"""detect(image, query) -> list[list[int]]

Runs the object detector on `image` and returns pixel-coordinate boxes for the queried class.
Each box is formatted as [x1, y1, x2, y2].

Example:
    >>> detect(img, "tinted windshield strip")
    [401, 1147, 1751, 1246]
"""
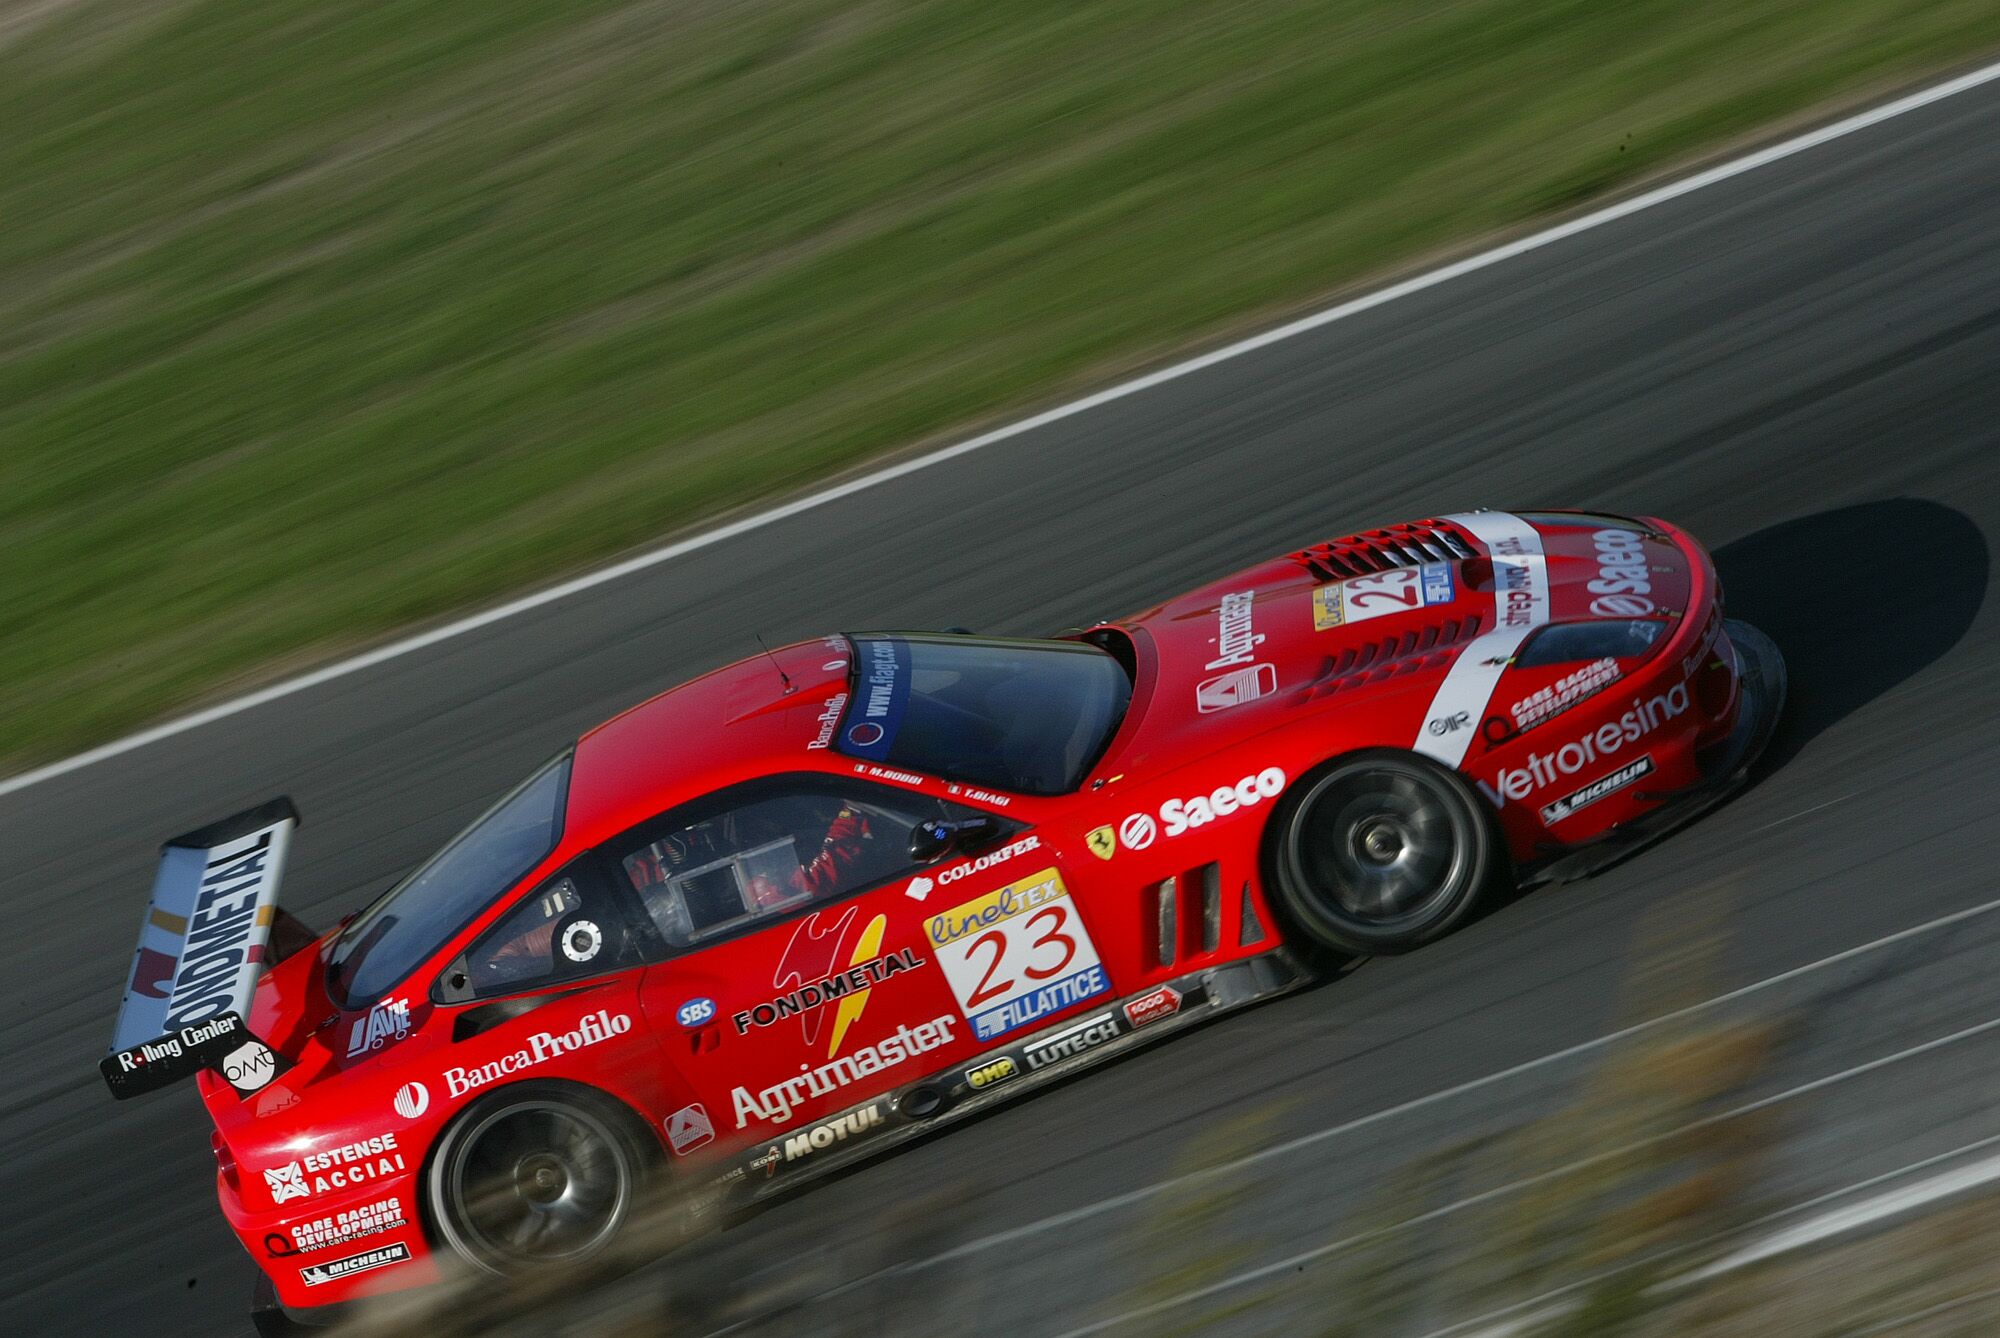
[841, 637, 911, 758]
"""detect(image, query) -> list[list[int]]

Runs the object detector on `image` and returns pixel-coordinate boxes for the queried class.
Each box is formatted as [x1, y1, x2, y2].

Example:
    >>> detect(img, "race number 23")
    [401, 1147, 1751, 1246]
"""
[1345, 569, 1421, 609]
[926, 869, 1109, 1041]
[1313, 562, 1456, 629]
[965, 905, 1079, 1008]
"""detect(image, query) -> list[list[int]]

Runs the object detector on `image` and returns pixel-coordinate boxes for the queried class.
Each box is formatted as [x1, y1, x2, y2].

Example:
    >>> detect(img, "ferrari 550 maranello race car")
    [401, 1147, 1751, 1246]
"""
[100, 509, 1782, 1330]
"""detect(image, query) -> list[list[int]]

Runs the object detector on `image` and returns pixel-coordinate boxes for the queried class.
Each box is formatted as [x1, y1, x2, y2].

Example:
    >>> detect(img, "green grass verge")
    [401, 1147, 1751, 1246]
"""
[4, 0, 1998, 765]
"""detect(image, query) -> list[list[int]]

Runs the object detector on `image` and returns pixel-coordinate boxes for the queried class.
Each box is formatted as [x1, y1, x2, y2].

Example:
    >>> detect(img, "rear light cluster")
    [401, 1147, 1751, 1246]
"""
[1291, 520, 1477, 582]
[1147, 865, 1266, 969]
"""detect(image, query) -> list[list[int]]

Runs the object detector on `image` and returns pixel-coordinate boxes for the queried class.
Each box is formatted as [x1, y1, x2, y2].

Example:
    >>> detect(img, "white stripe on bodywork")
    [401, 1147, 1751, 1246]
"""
[1413, 512, 1549, 767]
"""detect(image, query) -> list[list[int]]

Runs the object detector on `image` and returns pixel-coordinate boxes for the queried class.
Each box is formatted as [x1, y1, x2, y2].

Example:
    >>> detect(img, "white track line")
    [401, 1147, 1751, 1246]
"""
[1429, 1128, 2000, 1338]
[1049, 1009, 2000, 1338]
[7, 59, 2000, 802]
[1845, 1283, 2000, 1336]
[1448, 1307, 1570, 1338]
[1684, 1145, 2000, 1281]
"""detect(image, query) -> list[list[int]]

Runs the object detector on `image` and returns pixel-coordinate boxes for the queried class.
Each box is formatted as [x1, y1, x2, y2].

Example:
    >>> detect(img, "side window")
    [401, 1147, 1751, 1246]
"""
[449, 859, 645, 1000]
[617, 776, 989, 952]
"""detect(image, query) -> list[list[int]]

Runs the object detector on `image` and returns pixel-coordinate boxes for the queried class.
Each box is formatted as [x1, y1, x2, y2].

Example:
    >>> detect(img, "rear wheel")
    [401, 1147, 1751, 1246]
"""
[1271, 751, 1497, 955]
[426, 1082, 650, 1275]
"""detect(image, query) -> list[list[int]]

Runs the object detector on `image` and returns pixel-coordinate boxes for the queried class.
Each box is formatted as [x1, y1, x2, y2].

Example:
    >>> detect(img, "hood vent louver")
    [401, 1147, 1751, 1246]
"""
[1292, 519, 1476, 582]
[1307, 614, 1484, 700]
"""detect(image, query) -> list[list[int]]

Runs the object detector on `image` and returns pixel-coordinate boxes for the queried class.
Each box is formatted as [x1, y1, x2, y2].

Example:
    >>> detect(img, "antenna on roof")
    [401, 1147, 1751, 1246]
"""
[754, 633, 796, 695]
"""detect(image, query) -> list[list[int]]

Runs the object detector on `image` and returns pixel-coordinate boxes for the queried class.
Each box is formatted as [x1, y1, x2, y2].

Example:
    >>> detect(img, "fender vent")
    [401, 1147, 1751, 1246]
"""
[1237, 882, 1267, 946]
[1152, 876, 1177, 966]
[1151, 863, 1225, 967]
[1292, 520, 1476, 582]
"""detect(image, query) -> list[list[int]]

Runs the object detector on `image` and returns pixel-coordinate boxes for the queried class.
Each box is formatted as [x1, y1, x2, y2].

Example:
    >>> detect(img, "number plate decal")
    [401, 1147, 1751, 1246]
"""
[1312, 562, 1457, 630]
[924, 868, 1110, 1041]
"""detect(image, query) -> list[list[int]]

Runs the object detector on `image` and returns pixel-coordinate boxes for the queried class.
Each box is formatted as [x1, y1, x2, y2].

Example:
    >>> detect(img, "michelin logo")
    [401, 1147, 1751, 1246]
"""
[299, 1241, 410, 1287]
[1540, 755, 1654, 824]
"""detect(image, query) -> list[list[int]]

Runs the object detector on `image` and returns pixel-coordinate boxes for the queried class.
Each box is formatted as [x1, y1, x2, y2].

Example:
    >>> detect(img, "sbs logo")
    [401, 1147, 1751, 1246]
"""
[676, 997, 717, 1027]
[393, 1082, 429, 1119]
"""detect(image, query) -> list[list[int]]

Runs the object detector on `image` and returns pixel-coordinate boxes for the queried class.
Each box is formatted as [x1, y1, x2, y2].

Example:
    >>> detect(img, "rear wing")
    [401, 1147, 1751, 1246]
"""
[101, 799, 301, 1101]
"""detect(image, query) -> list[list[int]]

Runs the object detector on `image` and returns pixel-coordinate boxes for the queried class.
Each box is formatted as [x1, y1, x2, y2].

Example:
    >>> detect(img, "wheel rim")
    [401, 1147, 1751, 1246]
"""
[1286, 762, 1471, 929]
[440, 1099, 633, 1269]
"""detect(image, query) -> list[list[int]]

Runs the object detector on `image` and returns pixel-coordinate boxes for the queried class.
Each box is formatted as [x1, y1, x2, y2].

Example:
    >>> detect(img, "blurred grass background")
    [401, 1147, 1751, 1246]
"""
[5, 0, 1999, 765]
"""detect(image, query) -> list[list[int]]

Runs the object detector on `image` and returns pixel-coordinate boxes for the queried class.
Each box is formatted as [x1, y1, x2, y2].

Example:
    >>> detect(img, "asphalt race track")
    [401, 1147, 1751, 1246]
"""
[7, 67, 2000, 1338]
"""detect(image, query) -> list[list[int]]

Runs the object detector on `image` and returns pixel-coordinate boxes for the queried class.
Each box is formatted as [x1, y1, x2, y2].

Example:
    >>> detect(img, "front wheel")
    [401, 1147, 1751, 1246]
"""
[1270, 751, 1498, 955]
[426, 1082, 650, 1275]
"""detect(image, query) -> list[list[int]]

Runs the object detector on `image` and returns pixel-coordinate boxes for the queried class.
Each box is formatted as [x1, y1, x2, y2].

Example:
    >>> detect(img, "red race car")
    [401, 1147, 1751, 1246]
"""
[100, 509, 1782, 1329]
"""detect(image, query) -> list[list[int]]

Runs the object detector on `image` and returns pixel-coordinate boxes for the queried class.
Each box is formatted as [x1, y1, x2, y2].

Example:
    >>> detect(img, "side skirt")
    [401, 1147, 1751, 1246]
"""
[703, 950, 1312, 1205]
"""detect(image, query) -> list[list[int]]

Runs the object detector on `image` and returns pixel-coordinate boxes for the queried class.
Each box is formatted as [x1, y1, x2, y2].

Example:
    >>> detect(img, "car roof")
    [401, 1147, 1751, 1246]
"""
[562, 635, 855, 852]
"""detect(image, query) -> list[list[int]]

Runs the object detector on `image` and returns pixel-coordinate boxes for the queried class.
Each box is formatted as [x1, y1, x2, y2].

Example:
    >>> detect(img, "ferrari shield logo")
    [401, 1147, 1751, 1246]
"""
[1085, 826, 1116, 861]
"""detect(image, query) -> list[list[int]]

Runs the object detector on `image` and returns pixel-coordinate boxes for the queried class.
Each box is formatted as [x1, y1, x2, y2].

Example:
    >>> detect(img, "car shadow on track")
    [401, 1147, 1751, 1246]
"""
[1712, 497, 1988, 774]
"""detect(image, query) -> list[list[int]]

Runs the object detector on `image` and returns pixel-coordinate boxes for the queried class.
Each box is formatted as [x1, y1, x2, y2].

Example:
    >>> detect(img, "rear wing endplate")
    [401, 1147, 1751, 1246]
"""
[101, 798, 300, 1101]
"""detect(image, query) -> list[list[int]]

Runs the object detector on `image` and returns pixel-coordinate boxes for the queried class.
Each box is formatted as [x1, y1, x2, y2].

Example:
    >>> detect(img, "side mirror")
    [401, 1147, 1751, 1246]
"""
[909, 816, 1003, 865]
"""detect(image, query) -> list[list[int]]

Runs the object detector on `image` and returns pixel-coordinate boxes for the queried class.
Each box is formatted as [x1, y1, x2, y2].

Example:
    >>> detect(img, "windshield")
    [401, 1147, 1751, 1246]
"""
[326, 752, 572, 1007]
[836, 636, 1131, 795]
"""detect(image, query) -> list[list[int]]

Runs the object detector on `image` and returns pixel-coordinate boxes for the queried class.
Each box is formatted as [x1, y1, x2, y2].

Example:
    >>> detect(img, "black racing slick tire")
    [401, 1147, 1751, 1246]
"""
[1270, 751, 1498, 955]
[426, 1081, 652, 1276]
